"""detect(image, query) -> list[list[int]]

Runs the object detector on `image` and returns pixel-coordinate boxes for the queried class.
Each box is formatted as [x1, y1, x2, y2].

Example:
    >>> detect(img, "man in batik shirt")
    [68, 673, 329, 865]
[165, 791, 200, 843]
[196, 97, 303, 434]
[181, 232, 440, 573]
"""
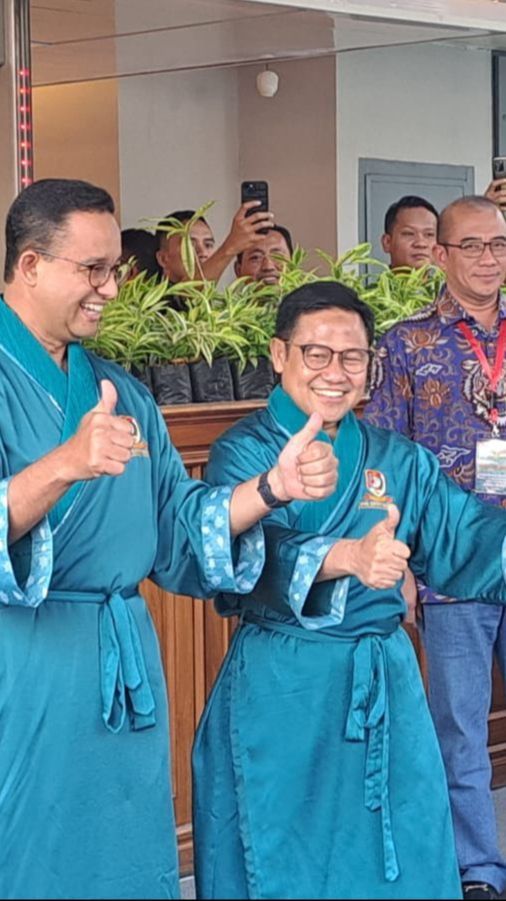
[365, 195, 506, 901]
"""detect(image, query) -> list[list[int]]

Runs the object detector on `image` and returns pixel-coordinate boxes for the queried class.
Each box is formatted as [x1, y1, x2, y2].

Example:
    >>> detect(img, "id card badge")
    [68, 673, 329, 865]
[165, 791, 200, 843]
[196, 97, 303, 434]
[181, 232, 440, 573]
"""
[475, 438, 506, 494]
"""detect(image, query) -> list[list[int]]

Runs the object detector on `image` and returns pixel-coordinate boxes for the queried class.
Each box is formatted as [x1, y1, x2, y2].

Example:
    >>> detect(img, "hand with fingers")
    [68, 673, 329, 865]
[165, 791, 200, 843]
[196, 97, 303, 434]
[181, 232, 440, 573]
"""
[484, 178, 506, 210]
[64, 379, 135, 480]
[222, 201, 275, 256]
[348, 504, 411, 589]
[267, 412, 339, 502]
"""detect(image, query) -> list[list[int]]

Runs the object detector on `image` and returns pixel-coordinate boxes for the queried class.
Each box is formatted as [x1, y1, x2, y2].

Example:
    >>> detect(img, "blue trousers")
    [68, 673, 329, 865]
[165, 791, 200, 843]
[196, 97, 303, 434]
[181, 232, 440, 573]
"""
[422, 602, 506, 892]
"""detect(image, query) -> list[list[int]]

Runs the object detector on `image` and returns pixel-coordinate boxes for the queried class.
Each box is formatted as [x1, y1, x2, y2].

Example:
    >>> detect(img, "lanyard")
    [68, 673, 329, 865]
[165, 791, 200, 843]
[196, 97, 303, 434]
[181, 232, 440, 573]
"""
[458, 319, 506, 435]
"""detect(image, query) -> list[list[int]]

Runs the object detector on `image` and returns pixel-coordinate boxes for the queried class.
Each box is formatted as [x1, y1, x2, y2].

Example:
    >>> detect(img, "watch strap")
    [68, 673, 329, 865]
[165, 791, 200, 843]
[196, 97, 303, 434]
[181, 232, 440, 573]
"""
[257, 470, 290, 509]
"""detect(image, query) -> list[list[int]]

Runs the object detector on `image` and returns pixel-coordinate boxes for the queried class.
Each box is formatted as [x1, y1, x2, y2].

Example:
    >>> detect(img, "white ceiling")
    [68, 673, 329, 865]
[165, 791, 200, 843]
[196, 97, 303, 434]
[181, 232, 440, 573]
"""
[30, 0, 506, 86]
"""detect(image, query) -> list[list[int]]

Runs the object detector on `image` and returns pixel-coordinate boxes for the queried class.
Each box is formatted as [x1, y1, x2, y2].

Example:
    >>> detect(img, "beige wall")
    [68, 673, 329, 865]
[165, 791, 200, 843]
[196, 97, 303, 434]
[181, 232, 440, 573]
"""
[336, 42, 493, 253]
[238, 56, 337, 262]
[32, 80, 121, 215]
[117, 56, 338, 275]
[117, 67, 239, 245]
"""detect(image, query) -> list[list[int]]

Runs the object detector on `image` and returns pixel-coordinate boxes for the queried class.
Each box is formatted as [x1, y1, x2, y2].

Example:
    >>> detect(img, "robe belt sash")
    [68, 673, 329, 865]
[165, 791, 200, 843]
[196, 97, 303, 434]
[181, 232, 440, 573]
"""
[47, 588, 156, 733]
[241, 613, 400, 883]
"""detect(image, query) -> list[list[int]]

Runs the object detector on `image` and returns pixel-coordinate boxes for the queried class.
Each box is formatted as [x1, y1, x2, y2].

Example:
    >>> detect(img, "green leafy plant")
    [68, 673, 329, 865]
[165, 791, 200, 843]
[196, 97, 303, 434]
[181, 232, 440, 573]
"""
[156, 277, 275, 367]
[84, 271, 179, 368]
[361, 264, 444, 336]
[142, 201, 215, 280]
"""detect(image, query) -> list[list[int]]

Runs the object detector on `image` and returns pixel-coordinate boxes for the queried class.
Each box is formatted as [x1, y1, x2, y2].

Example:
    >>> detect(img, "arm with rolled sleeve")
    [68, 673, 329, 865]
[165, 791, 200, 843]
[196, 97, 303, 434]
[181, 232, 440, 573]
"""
[206, 434, 349, 629]
[149, 408, 264, 599]
[0, 478, 53, 608]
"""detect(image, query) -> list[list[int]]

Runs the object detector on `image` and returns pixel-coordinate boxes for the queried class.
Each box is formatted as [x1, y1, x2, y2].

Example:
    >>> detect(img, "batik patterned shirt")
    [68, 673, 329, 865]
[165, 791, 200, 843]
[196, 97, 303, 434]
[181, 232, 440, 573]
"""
[364, 285, 506, 603]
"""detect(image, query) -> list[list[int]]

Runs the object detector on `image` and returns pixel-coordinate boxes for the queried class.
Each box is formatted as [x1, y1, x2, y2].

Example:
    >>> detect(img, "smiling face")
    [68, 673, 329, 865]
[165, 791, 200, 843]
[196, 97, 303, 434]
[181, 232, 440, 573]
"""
[235, 230, 291, 285]
[16, 210, 121, 357]
[433, 206, 506, 308]
[270, 308, 370, 435]
[382, 206, 438, 269]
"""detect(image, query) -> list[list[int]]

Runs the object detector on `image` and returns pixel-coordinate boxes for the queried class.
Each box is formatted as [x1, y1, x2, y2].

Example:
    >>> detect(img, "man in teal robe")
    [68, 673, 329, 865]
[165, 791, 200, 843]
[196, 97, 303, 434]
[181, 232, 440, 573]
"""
[193, 280, 506, 900]
[0, 179, 338, 900]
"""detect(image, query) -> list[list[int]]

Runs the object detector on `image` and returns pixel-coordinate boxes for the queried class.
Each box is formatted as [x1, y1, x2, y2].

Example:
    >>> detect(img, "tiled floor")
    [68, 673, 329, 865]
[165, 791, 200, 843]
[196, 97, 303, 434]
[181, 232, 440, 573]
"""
[179, 787, 506, 899]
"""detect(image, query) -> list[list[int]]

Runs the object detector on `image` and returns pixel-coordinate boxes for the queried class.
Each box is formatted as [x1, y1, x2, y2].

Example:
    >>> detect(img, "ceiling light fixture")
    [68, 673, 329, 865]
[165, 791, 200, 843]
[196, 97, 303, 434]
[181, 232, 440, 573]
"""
[256, 64, 279, 98]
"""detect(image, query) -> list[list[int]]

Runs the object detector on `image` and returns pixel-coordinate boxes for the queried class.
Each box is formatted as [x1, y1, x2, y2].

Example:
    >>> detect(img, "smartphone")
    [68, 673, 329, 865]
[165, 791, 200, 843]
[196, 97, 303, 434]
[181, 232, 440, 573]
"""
[492, 157, 506, 181]
[241, 180, 269, 217]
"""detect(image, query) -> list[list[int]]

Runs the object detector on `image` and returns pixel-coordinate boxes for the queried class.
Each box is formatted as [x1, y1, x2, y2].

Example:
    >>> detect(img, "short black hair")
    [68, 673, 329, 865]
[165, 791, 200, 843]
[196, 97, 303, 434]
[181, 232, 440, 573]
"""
[155, 209, 209, 251]
[384, 195, 439, 235]
[275, 280, 375, 346]
[236, 223, 294, 264]
[4, 178, 115, 282]
[121, 228, 159, 277]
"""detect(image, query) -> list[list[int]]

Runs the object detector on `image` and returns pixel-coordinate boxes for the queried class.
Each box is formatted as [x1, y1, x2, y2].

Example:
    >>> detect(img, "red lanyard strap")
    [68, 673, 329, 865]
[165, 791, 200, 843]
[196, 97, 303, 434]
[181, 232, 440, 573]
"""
[458, 320, 506, 395]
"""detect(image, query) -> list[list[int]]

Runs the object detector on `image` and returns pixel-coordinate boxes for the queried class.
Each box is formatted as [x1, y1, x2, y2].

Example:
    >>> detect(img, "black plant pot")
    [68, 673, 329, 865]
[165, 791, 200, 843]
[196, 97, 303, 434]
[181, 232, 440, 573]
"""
[232, 358, 276, 400]
[150, 362, 193, 405]
[190, 358, 234, 403]
[130, 364, 153, 393]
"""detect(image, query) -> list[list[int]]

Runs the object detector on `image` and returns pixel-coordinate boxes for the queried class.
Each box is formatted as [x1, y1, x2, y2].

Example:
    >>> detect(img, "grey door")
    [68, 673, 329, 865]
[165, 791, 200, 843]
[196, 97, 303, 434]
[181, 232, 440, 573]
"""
[359, 158, 475, 264]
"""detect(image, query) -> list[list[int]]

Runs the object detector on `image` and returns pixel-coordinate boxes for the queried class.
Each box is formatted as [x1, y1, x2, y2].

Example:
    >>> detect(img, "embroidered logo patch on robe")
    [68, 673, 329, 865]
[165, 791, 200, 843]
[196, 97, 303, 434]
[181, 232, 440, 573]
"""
[359, 469, 393, 509]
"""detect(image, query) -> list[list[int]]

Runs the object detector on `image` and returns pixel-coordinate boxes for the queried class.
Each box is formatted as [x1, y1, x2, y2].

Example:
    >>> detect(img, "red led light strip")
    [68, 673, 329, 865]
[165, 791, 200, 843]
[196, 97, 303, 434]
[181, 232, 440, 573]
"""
[18, 66, 33, 187]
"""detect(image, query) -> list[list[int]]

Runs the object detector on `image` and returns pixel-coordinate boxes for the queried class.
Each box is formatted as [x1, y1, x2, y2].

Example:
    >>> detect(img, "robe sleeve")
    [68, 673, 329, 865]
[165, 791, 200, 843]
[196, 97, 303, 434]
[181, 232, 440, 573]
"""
[0, 478, 53, 608]
[149, 407, 264, 598]
[207, 433, 350, 630]
[408, 443, 506, 602]
[363, 329, 414, 435]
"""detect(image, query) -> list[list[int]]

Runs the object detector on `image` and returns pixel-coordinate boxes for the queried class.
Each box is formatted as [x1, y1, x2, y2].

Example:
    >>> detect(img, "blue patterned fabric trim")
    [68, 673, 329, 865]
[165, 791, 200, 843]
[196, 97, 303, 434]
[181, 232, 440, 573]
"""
[289, 534, 349, 630]
[201, 486, 264, 593]
[0, 478, 53, 607]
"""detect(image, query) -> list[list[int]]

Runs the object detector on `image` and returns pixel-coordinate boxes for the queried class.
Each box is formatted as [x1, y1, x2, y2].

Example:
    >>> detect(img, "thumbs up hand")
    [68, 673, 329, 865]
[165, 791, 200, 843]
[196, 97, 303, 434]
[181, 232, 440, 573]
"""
[92, 379, 118, 415]
[63, 380, 135, 481]
[347, 504, 410, 589]
[267, 412, 339, 503]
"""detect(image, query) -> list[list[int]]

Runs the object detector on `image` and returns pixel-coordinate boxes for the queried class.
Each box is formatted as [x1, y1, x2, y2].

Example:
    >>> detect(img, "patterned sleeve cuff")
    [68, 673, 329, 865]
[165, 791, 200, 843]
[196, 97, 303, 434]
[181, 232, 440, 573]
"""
[201, 486, 265, 594]
[0, 478, 53, 608]
[289, 534, 349, 631]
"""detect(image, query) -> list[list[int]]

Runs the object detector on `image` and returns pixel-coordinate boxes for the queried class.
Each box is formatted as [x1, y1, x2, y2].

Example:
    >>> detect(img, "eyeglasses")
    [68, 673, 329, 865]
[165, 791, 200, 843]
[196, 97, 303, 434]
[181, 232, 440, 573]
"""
[285, 342, 374, 373]
[34, 249, 127, 288]
[440, 239, 506, 259]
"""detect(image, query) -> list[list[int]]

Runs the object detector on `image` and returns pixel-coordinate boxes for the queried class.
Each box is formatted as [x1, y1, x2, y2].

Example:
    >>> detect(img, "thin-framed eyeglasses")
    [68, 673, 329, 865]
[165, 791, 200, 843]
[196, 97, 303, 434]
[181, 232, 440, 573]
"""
[34, 249, 127, 288]
[440, 239, 506, 259]
[284, 342, 374, 373]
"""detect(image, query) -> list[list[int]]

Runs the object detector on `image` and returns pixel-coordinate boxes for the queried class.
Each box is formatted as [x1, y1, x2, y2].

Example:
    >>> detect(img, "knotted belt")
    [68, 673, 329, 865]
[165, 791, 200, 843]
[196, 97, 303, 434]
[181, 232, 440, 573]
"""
[241, 613, 399, 882]
[47, 588, 156, 734]
[344, 634, 399, 882]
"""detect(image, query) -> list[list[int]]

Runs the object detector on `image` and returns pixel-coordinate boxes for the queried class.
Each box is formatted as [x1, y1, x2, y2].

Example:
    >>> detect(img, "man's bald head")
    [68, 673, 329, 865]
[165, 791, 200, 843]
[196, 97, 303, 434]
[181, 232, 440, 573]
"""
[437, 195, 503, 244]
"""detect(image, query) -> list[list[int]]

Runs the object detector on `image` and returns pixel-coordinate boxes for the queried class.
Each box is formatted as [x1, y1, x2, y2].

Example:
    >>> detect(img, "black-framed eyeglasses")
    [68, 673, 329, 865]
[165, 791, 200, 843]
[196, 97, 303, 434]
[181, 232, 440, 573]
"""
[440, 239, 506, 259]
[34, 249, 127, 288]
[285, 342, 374, 373]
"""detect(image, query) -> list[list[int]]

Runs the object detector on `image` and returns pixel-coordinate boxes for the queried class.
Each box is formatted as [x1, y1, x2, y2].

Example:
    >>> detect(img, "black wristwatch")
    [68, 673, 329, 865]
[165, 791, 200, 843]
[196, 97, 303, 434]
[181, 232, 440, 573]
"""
[257, 470, 291, 509]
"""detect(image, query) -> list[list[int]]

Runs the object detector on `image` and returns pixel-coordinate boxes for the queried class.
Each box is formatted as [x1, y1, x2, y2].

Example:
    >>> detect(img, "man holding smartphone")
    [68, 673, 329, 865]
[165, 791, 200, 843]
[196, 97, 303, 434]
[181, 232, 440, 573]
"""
[156, 201, 274, 285]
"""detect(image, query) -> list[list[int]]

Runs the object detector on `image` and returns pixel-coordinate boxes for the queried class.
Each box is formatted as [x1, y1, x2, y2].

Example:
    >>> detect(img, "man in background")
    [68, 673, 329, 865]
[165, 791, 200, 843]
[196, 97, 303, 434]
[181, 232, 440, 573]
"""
[156, 202, 274, 285]
[381, 195, 438, 270]
[234, 223, 293, 286]
[365, 195, 506, 901]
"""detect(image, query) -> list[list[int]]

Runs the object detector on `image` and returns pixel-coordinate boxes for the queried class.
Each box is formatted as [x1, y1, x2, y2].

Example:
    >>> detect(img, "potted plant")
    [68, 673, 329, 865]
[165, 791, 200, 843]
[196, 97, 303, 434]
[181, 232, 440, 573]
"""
[85, 271, 174, 391]
[220, 278, 278, 400]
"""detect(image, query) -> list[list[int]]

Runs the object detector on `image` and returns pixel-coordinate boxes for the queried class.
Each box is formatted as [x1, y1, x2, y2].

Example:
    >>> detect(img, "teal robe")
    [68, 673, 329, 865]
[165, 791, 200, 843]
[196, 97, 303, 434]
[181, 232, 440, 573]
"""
[193, 386, 506, 900]
[0, 298, 265, 900]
